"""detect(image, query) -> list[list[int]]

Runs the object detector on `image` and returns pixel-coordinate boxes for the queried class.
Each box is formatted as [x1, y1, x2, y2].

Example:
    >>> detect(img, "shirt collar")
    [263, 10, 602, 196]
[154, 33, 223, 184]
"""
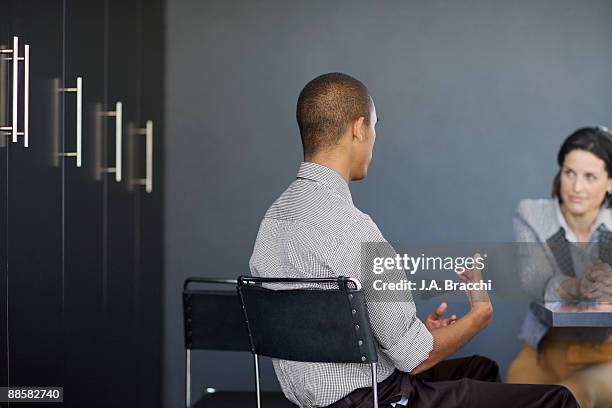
[296, 162, 353, 205]
[554, 199, 612, 242]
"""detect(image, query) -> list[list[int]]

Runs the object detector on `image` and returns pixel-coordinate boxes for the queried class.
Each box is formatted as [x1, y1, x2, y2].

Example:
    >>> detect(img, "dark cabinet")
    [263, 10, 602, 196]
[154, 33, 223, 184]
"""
[7, 0, 65, 394]
[64, 1, 106, 406]
[132, 2, 165, 406]
[0, 1, 164, 406]
[0, 0, 11, 393]
[105, 0, 140, 406]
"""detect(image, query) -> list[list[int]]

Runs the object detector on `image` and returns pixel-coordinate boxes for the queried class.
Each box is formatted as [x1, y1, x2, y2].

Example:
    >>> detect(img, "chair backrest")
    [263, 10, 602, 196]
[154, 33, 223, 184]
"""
[237, 276, 378, 364]
[183, 277, 255, 408]
[183, 278, 250, 351]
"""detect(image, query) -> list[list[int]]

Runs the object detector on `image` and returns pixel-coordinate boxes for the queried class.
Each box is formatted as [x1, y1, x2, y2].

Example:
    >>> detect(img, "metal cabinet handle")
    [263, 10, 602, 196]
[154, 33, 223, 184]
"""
[100, 101, 122, 182]
[24, 40, 28, 147]
[145, 120, 153, 193]
[132, 120, 153, 193]
[59, 77, 83, 166]
[0, 36, 30, 147]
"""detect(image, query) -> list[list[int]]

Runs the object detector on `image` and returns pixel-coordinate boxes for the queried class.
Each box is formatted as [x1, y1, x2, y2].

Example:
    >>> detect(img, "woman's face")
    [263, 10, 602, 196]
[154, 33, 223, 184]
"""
[560, 149, 612, 216]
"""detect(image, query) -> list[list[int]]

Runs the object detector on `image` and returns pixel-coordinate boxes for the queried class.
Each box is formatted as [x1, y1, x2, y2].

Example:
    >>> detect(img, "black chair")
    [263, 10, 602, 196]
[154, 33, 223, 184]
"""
[185, 277, 297, 408]
[184, 277, 299, 408]
[237, 276, 380, 408]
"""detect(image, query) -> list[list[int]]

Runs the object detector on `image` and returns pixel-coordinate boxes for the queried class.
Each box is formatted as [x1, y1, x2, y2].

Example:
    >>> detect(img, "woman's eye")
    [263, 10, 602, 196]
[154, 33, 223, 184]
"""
[586, 174, 596, 181]
[564, 170, 575, 177]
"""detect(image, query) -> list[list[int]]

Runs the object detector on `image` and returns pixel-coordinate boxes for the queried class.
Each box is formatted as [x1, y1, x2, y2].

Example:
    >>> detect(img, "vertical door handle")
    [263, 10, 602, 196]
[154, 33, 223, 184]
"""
[100, 101, 122, 182]
[0, 36, 30, 147]
[59, 77, 83, 166]
[132, 120, 153, 193]
[24, 40, 28, 147]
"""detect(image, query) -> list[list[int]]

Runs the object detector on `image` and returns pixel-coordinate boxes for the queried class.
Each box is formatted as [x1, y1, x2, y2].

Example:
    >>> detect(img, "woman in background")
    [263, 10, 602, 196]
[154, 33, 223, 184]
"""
[507, 126, 612, 408]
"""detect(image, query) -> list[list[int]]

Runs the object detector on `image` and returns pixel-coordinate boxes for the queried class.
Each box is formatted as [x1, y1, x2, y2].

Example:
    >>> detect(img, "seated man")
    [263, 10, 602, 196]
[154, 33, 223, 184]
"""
[249, 72, 578, 408]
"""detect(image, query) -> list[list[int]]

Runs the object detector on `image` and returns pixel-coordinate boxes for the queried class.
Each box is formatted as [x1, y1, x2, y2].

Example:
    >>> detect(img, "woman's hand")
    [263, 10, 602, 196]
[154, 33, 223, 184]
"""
[558, 260, 612, 301]
[581, 260, 612, 301]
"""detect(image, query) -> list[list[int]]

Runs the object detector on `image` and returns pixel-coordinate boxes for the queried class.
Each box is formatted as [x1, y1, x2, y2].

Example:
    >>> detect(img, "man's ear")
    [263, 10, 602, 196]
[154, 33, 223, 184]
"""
[351, 116, 366, 142]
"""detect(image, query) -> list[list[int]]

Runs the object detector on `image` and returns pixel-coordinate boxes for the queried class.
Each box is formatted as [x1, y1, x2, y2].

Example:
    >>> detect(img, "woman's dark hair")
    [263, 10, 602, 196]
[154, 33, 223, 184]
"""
[552, 126, 612, 208]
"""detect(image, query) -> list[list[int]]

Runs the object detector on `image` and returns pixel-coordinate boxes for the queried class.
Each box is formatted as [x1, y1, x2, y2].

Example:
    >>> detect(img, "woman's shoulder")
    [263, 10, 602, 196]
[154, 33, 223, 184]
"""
[515, 198, 555, 217]
[599, 205, 612, 217]
[597, 206, 612, 230]
[514, 198, 559, 238]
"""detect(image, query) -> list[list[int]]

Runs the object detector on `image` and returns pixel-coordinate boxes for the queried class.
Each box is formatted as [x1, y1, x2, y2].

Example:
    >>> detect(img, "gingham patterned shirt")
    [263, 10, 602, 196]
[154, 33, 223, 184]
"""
[249, 162, 434, 408]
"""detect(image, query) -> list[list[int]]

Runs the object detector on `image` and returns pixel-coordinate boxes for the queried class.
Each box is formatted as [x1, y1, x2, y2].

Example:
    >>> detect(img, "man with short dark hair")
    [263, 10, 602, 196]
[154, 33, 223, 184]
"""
[249, 72, 578, 408]
[297, 72, 373, 159]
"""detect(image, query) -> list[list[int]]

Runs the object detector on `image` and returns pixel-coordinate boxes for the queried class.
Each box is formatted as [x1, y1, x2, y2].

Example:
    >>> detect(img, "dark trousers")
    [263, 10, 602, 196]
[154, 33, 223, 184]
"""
[328, 355, 579, 408]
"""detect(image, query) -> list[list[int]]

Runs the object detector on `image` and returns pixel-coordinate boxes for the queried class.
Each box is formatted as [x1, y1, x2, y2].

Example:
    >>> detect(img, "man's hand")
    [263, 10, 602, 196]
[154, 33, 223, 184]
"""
[410, 254, 492, 375]
[424, 302, 457, 332]
[457, 253, 492, 310]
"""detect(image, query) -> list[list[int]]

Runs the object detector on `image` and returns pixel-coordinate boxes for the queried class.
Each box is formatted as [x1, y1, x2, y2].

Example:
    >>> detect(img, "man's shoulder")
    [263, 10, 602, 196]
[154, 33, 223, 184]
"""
[262, 179, 372, 237]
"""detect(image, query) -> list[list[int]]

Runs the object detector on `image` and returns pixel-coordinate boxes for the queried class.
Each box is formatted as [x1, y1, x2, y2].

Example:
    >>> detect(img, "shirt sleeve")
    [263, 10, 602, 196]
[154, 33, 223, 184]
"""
[328, 217, 433, 373]
[543, 274, 569, 301]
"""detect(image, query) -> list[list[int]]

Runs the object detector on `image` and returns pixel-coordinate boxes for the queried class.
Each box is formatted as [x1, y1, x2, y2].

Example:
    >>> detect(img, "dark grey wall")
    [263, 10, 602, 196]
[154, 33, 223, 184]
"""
[164, 1, 612, 406]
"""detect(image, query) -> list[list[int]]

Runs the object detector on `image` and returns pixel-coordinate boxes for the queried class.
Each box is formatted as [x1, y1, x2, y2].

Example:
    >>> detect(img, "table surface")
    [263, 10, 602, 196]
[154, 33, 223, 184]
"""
[532, 302, 612, 327]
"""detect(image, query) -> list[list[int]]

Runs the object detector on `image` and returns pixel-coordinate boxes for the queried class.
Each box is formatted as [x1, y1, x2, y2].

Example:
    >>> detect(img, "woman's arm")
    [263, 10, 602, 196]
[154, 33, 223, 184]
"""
[514, 203, 612, 302]
[513, 214, 559, 301]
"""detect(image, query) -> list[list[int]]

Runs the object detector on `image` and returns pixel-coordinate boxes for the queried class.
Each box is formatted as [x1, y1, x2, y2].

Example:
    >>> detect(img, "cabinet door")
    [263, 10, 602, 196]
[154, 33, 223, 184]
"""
[7, 0, 64, 394]
[132, 0, 164, 405]
[63, 0, 106, 406]
[104, 0, 139, 406]
[0, 5, 11, 392]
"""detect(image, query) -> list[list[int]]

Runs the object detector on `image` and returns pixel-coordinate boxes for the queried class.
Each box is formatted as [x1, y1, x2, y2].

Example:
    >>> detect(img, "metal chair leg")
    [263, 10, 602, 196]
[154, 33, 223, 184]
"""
[186, 349, 191, 408]
[254, 353, 261, 408]
[253, 354, 261, 408]
[371, 362, 378, 408]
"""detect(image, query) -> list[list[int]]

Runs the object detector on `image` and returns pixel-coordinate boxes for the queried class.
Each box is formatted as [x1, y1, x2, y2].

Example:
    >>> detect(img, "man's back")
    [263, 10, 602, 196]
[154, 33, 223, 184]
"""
[249, 162, 433, 408]
[251, 162, 371, 281]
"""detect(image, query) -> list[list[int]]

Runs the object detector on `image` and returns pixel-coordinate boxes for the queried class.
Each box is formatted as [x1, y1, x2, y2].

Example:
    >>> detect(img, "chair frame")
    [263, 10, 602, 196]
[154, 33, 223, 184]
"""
[183, 277, 261, 408]
[237, 276, 378, 408]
